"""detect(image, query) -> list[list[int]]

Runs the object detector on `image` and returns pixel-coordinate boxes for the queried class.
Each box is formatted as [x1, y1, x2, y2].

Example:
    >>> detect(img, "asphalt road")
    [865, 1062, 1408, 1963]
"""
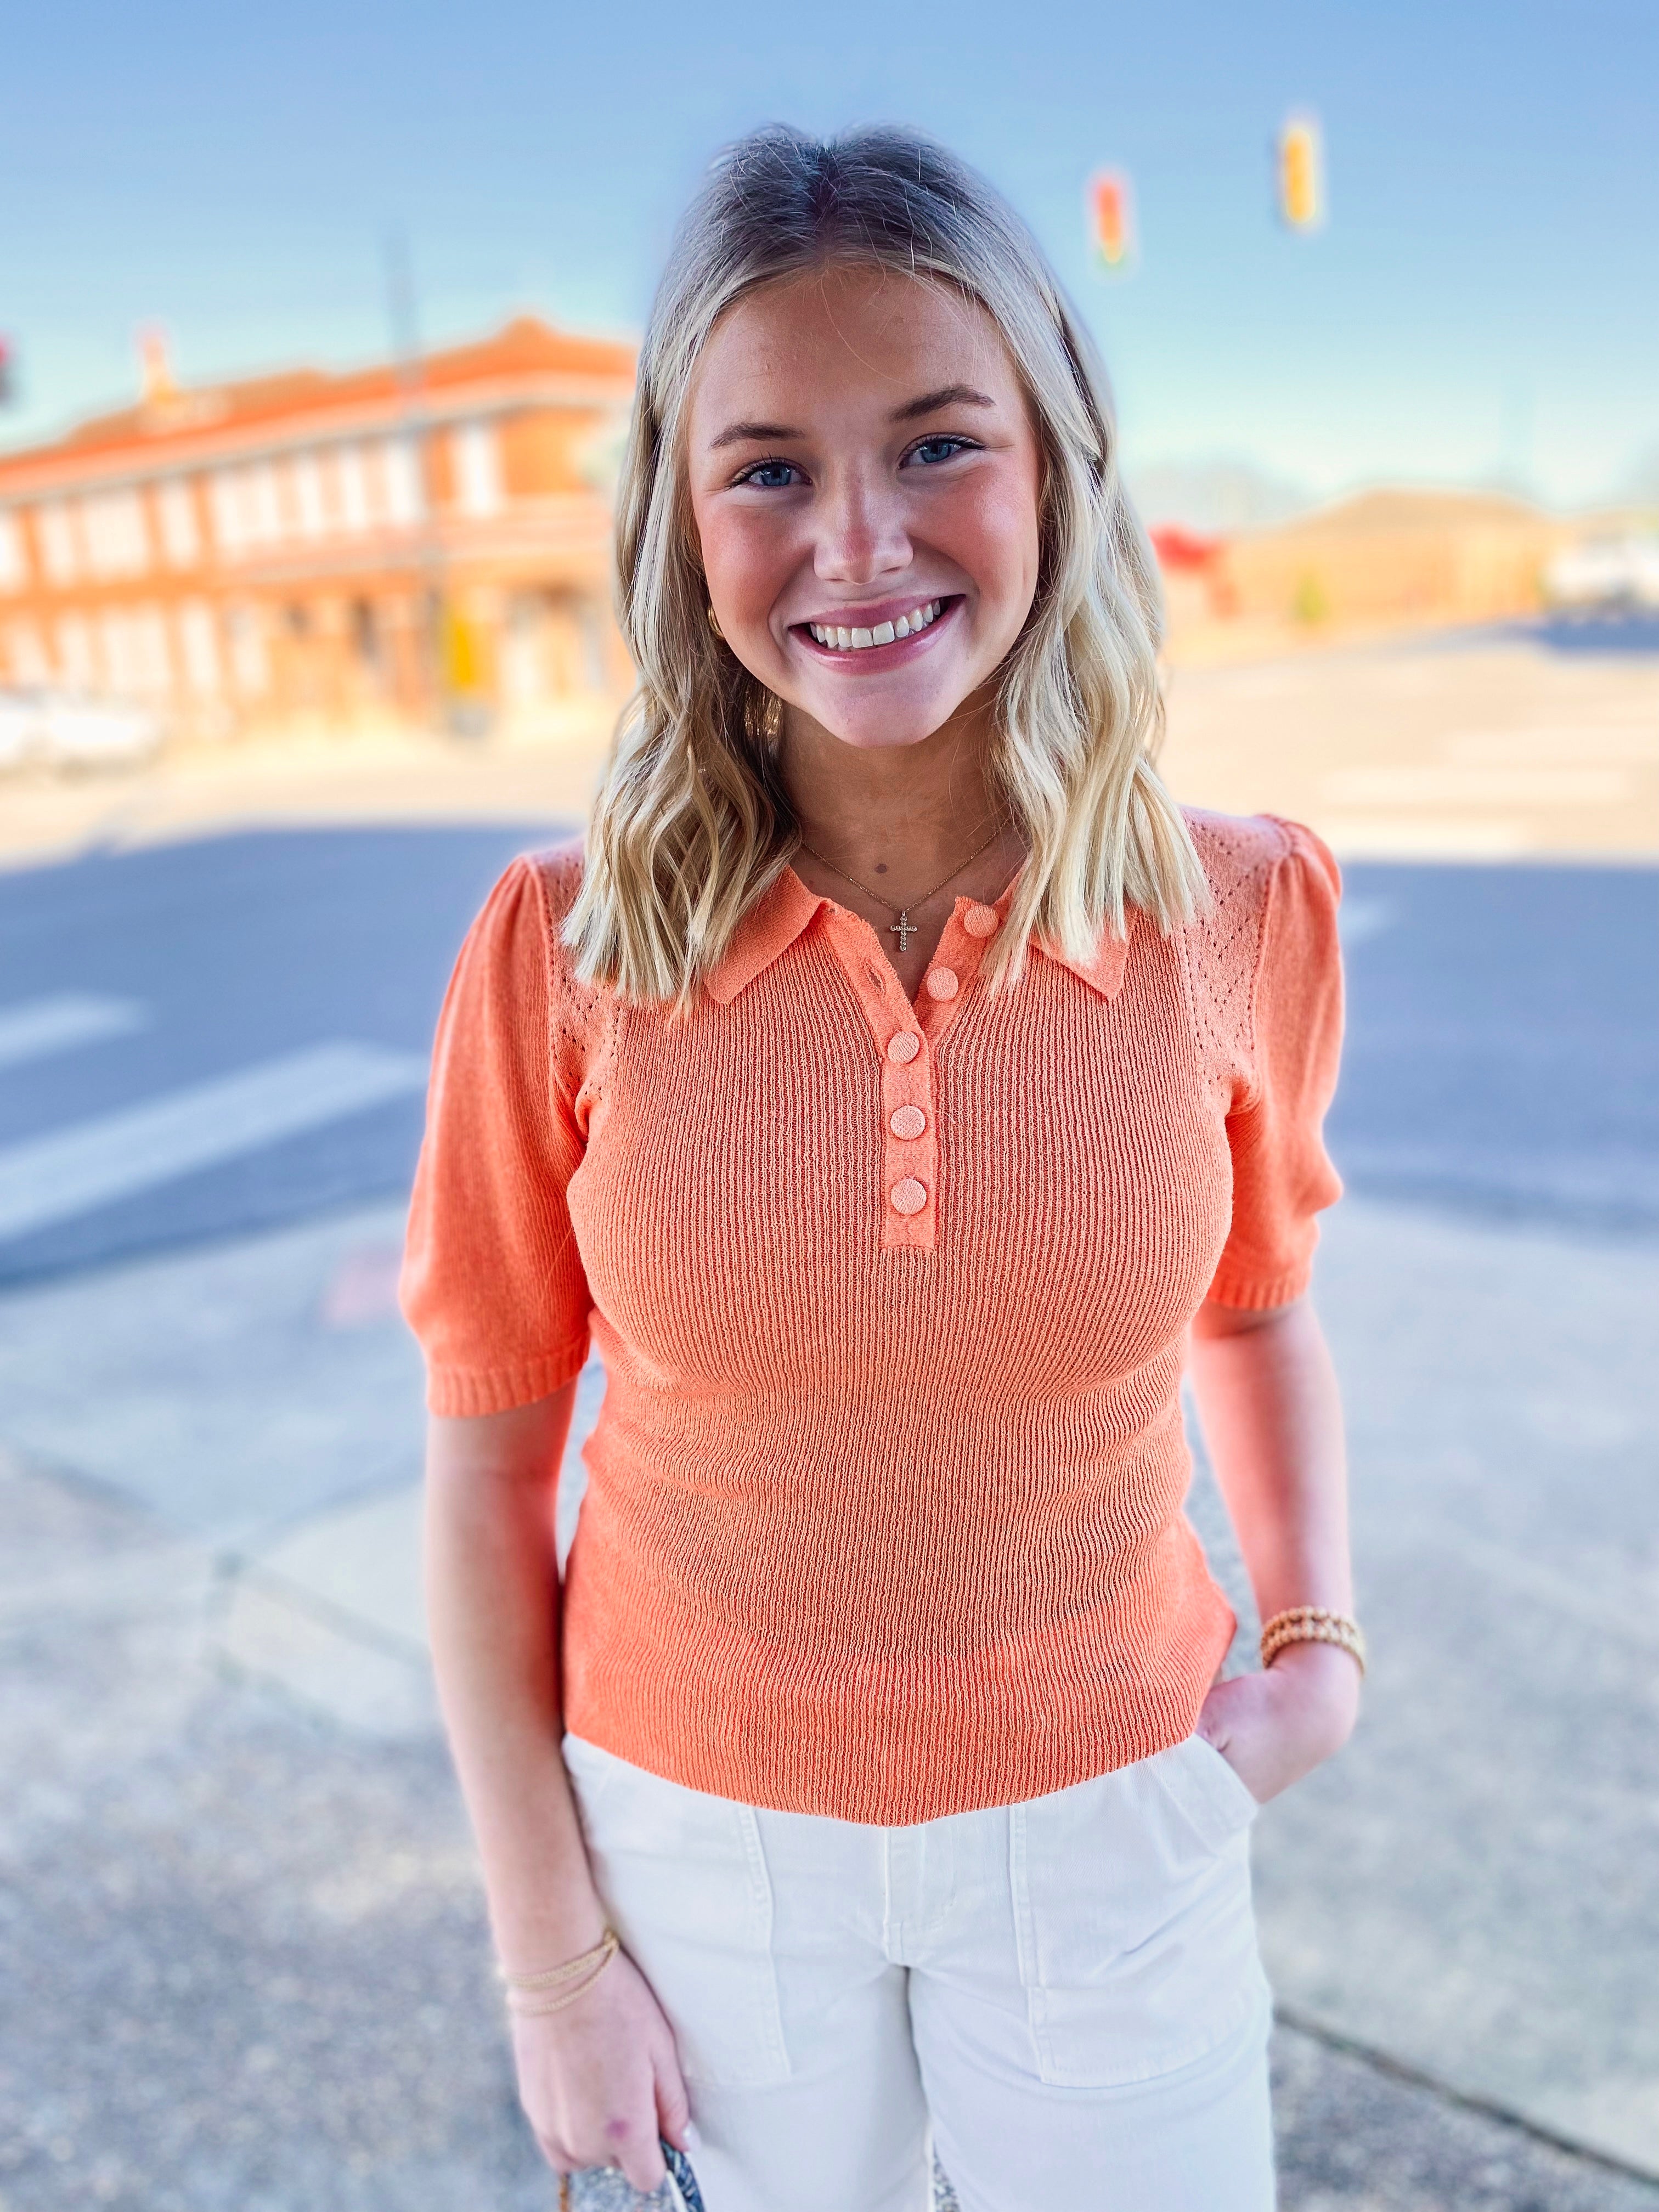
[0, 825, 1655, 1288]
[4, 821, 1657, 2200]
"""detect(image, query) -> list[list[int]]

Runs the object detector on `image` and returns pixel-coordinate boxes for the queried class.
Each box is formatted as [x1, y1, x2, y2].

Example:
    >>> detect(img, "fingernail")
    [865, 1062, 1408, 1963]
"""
[684, 2121, 702, 2151]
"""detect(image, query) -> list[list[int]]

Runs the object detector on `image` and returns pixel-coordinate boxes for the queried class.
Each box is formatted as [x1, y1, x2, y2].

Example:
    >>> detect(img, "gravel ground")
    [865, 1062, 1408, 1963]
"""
[3, 1449, 1655, 2212]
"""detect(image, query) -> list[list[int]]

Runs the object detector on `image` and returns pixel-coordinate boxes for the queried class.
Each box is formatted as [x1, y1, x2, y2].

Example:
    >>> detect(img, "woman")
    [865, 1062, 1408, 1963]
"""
[402, 124, 1361, 2212]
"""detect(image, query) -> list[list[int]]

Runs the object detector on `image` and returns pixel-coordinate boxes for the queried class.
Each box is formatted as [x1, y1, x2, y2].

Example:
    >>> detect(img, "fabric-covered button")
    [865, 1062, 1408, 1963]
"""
[886, 1030, 921, 1064]
[889, 1104, 926, 1140]
[924, 967, 959, 1001]
[890, 1177, 928, 1215]
[963, 904, 998, 939]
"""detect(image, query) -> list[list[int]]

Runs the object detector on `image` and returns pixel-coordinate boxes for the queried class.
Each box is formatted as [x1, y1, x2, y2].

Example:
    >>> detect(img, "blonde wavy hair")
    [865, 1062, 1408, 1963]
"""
[565, 123, 1206, 1004]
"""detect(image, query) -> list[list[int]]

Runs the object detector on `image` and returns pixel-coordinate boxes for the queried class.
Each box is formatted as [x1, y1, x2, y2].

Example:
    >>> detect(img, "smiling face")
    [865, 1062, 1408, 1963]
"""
[686, 263, 1044, 753]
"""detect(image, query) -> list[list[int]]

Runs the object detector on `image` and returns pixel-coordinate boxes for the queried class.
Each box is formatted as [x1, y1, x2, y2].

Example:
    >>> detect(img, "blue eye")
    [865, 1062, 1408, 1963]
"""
[737, 459, 803, 489]
[906, 436, 973, 467]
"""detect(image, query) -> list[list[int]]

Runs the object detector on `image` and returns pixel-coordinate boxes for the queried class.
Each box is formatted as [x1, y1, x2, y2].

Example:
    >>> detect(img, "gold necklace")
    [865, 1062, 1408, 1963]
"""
[795, 822, 1006, 954]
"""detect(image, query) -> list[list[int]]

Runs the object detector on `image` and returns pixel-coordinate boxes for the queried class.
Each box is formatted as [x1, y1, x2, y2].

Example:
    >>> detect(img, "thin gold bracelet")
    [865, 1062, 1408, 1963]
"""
[504, 1931, 621, 2017]
[1260, 1605, 1367, 1677]
[499, 1925, 619, 1996]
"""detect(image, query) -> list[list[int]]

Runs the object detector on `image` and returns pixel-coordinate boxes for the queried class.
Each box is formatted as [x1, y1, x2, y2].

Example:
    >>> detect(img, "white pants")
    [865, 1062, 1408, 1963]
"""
[562, 1733, 1275, 2212]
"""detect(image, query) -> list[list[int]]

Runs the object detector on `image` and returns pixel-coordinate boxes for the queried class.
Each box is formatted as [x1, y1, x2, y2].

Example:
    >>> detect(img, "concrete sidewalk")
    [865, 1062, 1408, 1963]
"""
[2, 1189, 1656, 2206]
[2, 624, 1655, 881]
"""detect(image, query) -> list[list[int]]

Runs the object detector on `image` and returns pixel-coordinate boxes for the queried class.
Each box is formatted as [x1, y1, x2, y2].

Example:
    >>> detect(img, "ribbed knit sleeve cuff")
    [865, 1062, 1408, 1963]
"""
[425, 1345, 590, 1417]
[1203, 1261, 1313, 1312]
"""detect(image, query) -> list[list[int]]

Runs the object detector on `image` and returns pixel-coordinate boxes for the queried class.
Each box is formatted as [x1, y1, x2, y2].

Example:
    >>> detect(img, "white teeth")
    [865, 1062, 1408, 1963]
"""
[808, 600, 942, 653]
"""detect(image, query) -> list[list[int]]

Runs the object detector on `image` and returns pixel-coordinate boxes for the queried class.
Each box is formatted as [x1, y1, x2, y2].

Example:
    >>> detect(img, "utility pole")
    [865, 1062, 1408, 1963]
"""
[382, 229, 447, 732]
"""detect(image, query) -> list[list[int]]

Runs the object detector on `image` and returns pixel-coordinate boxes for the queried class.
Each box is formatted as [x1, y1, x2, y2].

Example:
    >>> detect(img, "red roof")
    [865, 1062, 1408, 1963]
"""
[0, 317, 636, 493]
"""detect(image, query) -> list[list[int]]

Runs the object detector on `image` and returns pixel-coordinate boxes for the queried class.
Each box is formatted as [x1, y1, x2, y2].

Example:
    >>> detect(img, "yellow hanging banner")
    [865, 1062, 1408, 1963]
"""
[1278, 114, 1325, 230]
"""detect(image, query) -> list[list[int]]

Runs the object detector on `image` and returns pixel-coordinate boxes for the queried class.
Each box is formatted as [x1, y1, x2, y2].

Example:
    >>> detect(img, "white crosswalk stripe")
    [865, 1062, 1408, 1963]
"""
[0, 995, 149, 1070]
[0, 1042, 428, 1244]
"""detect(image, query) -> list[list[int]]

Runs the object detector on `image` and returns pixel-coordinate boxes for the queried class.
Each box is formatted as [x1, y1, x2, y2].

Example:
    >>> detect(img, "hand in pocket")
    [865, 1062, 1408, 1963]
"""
[1197, 1640, 1361, 1804]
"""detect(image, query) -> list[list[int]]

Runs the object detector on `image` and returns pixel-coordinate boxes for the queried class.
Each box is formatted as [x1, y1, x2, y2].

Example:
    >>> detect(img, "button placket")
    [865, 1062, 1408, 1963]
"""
[881, 1025, 937, 1250]
[879, 905, 988, 1249]
[822, 903, 993, 1255]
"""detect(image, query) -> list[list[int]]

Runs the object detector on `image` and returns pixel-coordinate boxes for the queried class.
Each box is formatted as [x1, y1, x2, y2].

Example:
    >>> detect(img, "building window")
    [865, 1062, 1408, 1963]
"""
[381, 436, 424, 526]
[80, 488, 151, 579]
[452, 421, 502, 518]
[501, 592, 545, 706]
[56, 613, 97, 690]
[155, 478, 200, 567]
[336, 445, 370, 534]
[39, 503, 82, 585]
[291, 453, 327, 540]
[210, 470, 246, 556]
[247, 465, 281, 546]
[177, 601, 221, 696]
[0, 509, 27, 592]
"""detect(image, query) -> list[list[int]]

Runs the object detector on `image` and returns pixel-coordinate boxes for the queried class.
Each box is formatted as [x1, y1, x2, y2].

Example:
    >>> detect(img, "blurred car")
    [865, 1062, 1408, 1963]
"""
[0, 687, 163, 770]
[1543, 533, 1659, 611]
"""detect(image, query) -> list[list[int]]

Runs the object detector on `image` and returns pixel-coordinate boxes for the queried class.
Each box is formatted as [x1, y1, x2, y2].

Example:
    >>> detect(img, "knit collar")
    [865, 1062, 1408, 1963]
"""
[701, 865, 1130, 1006]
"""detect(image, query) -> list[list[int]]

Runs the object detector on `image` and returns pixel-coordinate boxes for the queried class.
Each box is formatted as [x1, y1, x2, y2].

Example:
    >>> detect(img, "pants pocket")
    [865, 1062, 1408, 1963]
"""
[1161, 1733, 1262, 1849]
[562, 1734, 792, 2088]
[1011, 1741, 1268, 2088]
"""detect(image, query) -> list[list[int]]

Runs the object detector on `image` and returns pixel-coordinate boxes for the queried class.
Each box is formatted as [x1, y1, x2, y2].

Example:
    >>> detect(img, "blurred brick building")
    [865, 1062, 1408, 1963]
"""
[0, 318, 635, 736]
[1153, 489, 1576, 644]
[1217, 489, 1570, 628]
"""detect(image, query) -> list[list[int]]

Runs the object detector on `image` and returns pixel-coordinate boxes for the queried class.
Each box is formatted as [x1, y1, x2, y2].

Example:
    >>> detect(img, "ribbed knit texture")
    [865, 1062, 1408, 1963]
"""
[400, 810, 1344, 1823]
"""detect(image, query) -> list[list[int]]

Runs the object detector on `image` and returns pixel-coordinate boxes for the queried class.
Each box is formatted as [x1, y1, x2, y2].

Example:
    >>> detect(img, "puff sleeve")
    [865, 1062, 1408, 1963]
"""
[1205, 820, 1345, 1308]
[400, 856, 595, 1414]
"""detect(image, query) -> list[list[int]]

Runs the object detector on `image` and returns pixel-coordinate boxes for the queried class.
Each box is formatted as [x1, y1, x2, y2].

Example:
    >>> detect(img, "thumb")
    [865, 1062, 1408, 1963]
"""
[653, 2041, 693, 2150]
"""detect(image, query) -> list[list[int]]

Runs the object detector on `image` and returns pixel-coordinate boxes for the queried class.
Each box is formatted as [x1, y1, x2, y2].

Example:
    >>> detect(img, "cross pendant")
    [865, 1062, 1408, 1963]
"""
[889, 912, 918, 953]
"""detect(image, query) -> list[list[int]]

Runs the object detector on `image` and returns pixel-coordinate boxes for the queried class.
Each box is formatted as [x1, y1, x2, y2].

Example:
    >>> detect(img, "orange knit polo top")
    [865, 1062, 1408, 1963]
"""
[401, 809, 1344, 1824]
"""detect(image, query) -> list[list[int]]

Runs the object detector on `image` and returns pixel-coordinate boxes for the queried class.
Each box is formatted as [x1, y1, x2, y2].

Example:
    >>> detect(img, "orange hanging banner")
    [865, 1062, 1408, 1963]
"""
[1088, 170, 1136, 272]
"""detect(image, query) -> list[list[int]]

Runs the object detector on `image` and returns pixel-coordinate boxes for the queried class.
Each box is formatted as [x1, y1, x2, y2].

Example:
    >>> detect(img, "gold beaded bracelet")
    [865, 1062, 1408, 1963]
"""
[1260, 1606, 1367, 1677]
[500, 1926, 620, 2016]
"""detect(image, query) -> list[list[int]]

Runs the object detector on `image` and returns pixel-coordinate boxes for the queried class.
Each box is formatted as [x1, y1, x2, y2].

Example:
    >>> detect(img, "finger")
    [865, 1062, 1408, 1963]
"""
[611, 2122, 668, 2196]
[533, 2133, 573, 2176]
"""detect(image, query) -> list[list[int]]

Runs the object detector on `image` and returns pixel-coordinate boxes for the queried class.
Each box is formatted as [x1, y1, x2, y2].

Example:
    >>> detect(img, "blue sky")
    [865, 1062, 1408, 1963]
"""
[2, 0, 1655, 506]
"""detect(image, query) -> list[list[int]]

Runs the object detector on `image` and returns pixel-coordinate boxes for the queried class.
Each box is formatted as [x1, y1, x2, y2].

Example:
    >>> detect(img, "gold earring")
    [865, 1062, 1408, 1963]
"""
[706, 605, 724, 640]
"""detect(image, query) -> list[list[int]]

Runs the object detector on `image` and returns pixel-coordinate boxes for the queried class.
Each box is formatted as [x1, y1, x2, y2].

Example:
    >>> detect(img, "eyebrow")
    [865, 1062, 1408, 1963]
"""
[707, 385, 997, 452]
[889, 383, 997, 423]
[709, 420, 801, 450]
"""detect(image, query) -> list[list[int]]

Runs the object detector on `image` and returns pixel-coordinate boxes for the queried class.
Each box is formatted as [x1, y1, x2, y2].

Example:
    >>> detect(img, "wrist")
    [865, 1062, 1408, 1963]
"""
[1263, 1638, 1361, 1745]
[493, 1893, 609, 1983]
[500, 1923, 620, 2016]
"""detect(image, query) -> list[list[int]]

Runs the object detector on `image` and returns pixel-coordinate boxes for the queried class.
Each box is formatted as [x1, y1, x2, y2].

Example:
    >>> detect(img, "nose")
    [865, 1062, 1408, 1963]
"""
[813, 467, 912, 589]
